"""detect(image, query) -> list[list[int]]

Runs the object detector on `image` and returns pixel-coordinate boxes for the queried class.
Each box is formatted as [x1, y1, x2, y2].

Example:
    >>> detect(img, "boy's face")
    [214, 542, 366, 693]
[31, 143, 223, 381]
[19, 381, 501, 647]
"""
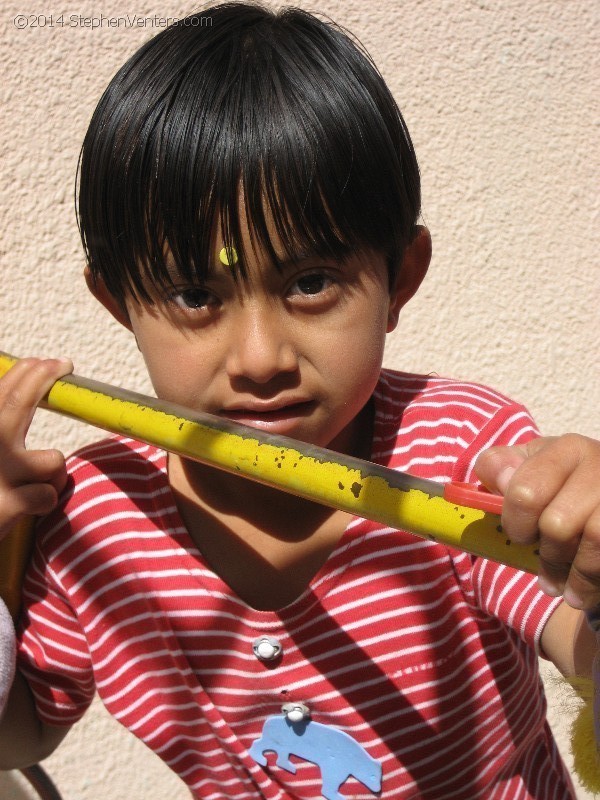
[88, 223, 430, 458]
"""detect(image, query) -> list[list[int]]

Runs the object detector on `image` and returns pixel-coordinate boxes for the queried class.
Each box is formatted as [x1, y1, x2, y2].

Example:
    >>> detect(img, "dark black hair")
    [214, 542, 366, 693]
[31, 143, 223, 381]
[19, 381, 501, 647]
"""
[77, 2, 421, 302]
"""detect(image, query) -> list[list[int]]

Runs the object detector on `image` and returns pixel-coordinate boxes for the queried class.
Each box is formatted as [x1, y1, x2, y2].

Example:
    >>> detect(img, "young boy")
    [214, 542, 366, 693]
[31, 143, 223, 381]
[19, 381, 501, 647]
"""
[0, 4, 599, 798]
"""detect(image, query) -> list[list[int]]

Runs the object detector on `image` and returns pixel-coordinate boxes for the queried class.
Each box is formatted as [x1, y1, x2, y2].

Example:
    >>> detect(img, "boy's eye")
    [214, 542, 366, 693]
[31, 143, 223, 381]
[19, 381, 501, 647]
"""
[170, 287, 216, 310]
[289, 272, 334, 297]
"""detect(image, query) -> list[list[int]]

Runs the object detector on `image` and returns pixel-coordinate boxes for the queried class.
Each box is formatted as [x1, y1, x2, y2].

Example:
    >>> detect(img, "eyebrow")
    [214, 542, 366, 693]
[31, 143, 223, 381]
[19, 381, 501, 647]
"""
[275, 248, 350, 270]
[162, 262, 217, 284]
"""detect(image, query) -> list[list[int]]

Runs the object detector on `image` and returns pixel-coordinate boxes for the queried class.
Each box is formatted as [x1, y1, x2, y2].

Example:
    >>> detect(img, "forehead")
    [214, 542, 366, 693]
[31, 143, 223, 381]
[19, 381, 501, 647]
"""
[179, 201, 353, 278]
[135, 184, 383, 302]
[164, 238, 350, 284]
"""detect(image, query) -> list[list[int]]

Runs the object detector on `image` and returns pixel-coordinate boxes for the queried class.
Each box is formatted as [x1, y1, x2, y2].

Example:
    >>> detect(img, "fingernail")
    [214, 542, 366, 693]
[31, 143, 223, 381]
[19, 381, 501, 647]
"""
[496, 466, 516, 495]
[562, 587, 584, 609]
[537, 576, 563, 597]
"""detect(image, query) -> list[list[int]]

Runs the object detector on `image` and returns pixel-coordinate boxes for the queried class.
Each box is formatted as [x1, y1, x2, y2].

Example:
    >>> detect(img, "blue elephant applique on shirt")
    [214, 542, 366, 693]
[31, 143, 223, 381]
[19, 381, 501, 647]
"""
[249, 714, 382, 800]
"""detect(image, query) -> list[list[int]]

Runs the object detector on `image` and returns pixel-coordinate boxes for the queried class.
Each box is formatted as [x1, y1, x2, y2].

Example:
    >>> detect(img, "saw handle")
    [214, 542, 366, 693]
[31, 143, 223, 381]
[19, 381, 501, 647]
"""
[444, 482, 504, 515]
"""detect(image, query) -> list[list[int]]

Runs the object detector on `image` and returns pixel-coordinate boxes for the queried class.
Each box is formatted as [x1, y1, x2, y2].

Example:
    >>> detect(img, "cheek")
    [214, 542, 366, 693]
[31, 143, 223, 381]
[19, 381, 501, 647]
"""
[318, 309, 388, 392]
[344, 302, 388, 356]
[129, 320, 202, 403]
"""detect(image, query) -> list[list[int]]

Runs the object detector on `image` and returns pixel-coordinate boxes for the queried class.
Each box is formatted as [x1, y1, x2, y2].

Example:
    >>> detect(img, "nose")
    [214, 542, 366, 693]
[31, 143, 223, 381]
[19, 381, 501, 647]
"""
[225, 301, 298, 384]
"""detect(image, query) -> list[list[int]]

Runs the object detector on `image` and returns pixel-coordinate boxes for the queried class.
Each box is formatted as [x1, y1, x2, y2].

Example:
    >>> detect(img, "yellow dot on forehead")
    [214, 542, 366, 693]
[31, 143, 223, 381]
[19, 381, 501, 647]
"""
[219, 246, 239, 267]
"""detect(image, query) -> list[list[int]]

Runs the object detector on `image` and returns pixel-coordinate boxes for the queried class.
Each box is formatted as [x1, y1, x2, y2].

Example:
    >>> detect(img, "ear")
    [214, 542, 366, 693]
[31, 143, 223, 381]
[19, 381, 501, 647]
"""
[84, 267, 133, 331]
[387, 225, 432, 332]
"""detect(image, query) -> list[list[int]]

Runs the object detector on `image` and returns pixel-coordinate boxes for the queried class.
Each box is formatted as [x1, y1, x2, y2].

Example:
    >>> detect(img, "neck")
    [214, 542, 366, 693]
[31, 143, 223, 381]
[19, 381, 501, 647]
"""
[167, 398, 375, 533]
[169, 455, 335, 537]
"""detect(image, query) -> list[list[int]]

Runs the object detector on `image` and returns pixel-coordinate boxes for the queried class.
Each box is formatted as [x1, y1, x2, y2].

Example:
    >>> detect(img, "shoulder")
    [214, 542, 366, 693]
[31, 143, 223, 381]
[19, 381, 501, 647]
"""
[35, 436, 168, 548]
[373, 369, 539, 479]
[65, 435, 166, 481]
[376, 368, 527, 417]
[375, 368, 536, 431]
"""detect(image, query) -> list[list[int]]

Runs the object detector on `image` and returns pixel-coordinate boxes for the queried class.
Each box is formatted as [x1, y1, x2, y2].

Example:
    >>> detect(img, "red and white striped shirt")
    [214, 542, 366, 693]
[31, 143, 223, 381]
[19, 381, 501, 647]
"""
[17, 371, 574, 799]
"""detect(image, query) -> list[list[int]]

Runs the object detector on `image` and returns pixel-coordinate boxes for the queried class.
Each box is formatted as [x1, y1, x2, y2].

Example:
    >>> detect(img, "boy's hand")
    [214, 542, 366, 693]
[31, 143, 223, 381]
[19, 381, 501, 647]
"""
[475, 435, 600, 609]
[0, 357, 72, 541]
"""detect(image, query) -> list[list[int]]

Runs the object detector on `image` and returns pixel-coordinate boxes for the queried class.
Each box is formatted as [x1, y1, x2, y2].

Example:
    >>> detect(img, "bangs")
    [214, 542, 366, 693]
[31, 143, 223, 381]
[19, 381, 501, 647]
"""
[78, 4, 420, 301]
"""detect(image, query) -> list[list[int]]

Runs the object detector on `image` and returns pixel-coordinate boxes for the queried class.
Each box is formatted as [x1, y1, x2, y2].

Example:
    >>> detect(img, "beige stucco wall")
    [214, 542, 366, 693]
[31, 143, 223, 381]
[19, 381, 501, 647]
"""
[1, 0, 598, 797]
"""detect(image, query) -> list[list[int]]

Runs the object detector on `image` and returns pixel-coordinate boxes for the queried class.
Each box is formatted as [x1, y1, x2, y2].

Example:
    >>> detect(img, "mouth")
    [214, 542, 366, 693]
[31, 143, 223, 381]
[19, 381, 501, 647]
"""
[219, 400, 316, 432]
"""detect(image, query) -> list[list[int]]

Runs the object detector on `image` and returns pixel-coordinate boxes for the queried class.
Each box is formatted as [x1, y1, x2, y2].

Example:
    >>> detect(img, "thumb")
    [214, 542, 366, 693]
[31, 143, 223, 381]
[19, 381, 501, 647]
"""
[474, 441, 541, 495]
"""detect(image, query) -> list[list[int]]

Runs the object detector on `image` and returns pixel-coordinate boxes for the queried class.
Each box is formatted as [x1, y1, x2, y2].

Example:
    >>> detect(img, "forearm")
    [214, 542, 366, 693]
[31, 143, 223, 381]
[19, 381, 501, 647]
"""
[0, 669, 69, 769]
[541, 602, 596, 679]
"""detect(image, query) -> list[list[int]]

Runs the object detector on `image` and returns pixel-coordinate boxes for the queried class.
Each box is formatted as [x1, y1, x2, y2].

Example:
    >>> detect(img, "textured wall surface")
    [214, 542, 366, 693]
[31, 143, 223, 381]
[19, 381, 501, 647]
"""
[1, 0, 598, 797]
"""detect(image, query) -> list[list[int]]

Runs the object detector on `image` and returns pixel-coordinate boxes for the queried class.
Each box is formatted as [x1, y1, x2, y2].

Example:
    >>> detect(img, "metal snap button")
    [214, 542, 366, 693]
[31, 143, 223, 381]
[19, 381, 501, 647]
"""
[282, 701, 310, 722]
[252, 636, 282, 662]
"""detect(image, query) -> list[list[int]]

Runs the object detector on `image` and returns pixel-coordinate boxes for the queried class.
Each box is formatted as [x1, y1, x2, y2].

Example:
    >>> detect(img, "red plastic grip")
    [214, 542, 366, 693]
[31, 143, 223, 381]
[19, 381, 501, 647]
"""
[443, 482, 504, 514]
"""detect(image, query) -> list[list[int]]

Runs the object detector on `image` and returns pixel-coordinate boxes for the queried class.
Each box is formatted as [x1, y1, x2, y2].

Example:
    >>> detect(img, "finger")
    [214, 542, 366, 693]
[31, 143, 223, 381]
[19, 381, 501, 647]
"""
[560, 504, 600, 609]
[499, 437, 579, 544]
[474, 438, 555, 495]
[0, 357, 73, 446]
[533, 454, 600, 588]
[0, 482, 62, 540]
[4, 448, 68, 493]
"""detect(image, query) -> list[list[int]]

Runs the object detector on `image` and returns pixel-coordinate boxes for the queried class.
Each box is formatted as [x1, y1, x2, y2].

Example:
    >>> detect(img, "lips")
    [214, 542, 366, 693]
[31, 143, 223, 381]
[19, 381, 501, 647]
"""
[219, 399, 316, 433]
